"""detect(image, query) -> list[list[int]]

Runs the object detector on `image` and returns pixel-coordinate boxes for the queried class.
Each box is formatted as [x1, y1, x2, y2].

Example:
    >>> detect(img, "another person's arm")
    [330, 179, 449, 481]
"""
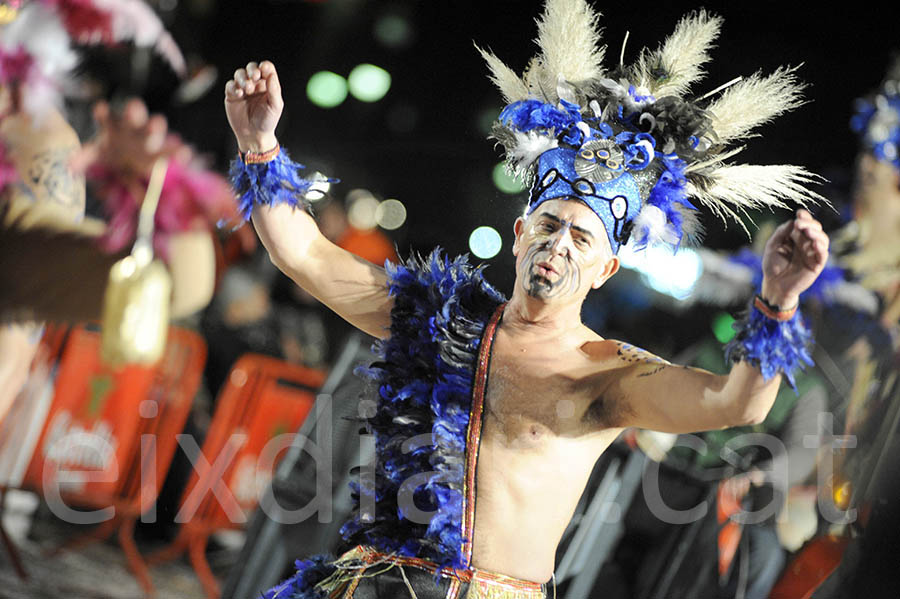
[606, 211, 829, 433]
[225, 61, 393, 339]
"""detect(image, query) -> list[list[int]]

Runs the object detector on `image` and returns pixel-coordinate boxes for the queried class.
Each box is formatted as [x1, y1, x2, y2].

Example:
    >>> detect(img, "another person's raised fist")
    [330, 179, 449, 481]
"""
[73, 98, 182, 181]
[224, 60, 283, 152]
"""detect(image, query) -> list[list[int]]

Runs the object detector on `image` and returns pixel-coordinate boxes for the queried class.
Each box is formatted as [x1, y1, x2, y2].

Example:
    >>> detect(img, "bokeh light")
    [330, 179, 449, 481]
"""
[306, 71, 348, 108]
[347, 189, 380, 230]
[712, 312, 737, 344]
[373, 14, 413, 48]
[469, 226, 503, 259]
[477, 106, 501, 136]
[492, 162, 526, 194]
[376, 199, 407, 230]
[304, 172, 331, 202]
[348, 64, 392, 103]
[619, 245, 703, 300]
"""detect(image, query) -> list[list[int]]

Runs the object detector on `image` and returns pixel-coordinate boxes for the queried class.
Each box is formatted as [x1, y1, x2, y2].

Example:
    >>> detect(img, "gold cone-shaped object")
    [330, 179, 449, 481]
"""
[101, 158, 172, 366]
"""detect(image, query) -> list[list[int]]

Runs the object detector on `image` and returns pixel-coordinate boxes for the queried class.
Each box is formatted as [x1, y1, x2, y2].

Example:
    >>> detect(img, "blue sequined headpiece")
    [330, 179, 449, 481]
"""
[496, 89, 698, 255]
[525, 146, 642, 253]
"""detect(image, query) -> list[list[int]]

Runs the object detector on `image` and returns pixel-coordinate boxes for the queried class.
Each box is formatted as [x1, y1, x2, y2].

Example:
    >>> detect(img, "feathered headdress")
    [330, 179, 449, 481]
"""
[851, 55, 900, 170]
[480, 0, 824, 254]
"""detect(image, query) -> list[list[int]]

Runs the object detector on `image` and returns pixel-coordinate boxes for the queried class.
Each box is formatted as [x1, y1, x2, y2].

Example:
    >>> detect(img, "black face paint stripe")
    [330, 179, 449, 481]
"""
[521, 239, 582, 299]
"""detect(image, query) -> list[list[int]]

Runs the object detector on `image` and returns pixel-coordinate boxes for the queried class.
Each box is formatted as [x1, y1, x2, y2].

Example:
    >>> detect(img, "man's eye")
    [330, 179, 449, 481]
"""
[538, 223, 555, 232]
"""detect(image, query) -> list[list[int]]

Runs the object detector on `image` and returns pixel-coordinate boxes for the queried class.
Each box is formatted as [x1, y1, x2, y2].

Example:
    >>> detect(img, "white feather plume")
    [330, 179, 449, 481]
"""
[535, 0, 606, 83]
[687, 164, 825, 235]
[707, 66, 806, 143]
[88, 0, 186, 77]
[633, 204, 680, 248]
[508, 131, 559, 176]
[633, 10, 722, 98]
[0, 3, 77, 121]
[519, 0, 606, 103]
[476, 45, 529, 104]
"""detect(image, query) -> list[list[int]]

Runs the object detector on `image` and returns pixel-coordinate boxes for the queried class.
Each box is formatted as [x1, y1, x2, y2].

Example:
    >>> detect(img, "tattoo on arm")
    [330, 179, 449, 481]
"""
[25, 147, 85, 215]
[616, 342, 671, 377]
[637, 364, 668, 377]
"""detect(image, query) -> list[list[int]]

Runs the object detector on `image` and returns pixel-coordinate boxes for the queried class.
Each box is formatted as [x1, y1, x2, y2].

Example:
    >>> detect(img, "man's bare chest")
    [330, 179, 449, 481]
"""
[483, 348, 608, 441]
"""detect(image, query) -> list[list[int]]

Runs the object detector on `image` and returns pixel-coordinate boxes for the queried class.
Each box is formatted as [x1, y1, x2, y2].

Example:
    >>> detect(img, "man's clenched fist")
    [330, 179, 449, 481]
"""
[224, 60, 283, 153]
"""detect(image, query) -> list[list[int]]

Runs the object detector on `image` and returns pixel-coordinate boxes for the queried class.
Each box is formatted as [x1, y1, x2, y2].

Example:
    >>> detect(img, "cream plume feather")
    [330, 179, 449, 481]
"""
[475, 45, 529, 104]
[530, 0, 606, 96]
[687, 164, 825, 235]
[478, 0, 606, 106]
[632, 10, 722, 98]
[707, 66, 806, 143]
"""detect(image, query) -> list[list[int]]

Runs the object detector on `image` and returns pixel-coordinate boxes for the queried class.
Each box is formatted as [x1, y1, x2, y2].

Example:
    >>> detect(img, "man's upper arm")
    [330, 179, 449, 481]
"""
[604, 341, 737, 434]
[290, 235, 394, 339]
[250, 203, 394, 339]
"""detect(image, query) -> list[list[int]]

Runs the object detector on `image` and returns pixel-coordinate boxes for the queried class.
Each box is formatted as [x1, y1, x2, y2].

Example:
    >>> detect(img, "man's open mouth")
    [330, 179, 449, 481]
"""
[536, 261, 557, 277]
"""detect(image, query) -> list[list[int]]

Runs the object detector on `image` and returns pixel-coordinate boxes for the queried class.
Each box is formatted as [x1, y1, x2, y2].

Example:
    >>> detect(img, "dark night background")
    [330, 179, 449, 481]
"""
[16, 3, 898, 597]
[145, 0, 899, 277]
[83, 0, 900, 352]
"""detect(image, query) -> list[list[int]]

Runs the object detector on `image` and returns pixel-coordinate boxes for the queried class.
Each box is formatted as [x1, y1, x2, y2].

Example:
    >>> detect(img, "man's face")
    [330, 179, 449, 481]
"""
[512, 199, 619, 302]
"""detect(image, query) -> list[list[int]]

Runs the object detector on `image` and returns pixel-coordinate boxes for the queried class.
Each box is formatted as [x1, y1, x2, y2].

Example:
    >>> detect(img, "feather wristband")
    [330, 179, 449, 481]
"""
[724, 296, 814, 390]
[228, 147, 335, 221]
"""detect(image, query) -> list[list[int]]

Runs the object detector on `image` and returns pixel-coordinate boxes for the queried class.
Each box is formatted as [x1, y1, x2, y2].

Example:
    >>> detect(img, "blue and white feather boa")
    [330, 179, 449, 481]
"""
[262, 250, 506, 598]
[724, 299, 814, 390]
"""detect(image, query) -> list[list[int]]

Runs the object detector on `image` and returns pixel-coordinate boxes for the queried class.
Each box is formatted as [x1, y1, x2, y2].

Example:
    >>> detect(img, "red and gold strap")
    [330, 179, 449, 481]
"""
[753, 295, 798, 322]
[461, 302, 506, 564]
[241, 143, 281, 164]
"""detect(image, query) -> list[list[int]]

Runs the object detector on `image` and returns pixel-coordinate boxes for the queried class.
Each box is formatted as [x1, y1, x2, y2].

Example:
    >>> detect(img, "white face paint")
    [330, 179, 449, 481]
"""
[514, 199, 615, 302]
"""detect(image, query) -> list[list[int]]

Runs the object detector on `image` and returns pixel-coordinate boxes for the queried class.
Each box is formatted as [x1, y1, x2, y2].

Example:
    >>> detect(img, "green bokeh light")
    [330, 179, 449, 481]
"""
[492, 162, 526, 194]
[712, 312, 737, 344]
[373, 14, 413, 48]
[348, 64, 392, 103]
[306, 71, 348, 108]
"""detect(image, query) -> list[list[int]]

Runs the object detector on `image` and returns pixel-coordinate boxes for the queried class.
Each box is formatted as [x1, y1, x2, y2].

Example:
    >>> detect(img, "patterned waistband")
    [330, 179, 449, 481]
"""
[348, 545, 548, 596]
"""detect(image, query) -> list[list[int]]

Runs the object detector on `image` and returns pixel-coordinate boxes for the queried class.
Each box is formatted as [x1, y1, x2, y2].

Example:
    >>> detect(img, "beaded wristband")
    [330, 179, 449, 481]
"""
[724, 296, 814, 390]
[753, 294, 798, 321]
[228, 145, 336, 221]
[241, 143, 281, 164]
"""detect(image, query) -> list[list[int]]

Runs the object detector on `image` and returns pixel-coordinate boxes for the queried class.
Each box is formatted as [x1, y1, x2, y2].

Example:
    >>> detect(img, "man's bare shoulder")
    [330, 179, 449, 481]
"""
[580, 333, 670, 370]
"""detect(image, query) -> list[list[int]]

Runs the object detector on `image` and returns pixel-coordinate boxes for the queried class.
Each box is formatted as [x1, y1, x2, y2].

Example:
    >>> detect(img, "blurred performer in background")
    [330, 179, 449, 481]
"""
[683, 54, 900, 599]
[225, 2, 832, 598]
[787, 55, 900, 599]
[842, 55, 900, 335]
[0, 0, 234, 420]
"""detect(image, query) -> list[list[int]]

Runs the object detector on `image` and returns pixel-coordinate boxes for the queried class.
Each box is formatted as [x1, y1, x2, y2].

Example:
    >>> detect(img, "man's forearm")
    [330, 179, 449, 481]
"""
[251, 202, 322, 275]
[721, 360, 783, 426]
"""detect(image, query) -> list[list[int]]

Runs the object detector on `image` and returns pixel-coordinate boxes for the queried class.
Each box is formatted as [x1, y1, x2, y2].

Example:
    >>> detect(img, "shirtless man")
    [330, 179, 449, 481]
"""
[225, 48, 829, 597]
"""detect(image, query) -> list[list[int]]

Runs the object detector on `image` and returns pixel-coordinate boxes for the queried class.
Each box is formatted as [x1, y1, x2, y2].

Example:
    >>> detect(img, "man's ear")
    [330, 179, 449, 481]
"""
[592, 256, 620, 289]
[512, 216, 525, 256]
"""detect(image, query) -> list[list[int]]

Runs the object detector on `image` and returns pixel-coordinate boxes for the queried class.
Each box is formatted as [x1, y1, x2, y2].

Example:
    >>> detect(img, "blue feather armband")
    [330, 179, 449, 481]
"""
[724, 299, 814, 390]
[228, 148, 336, 221]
